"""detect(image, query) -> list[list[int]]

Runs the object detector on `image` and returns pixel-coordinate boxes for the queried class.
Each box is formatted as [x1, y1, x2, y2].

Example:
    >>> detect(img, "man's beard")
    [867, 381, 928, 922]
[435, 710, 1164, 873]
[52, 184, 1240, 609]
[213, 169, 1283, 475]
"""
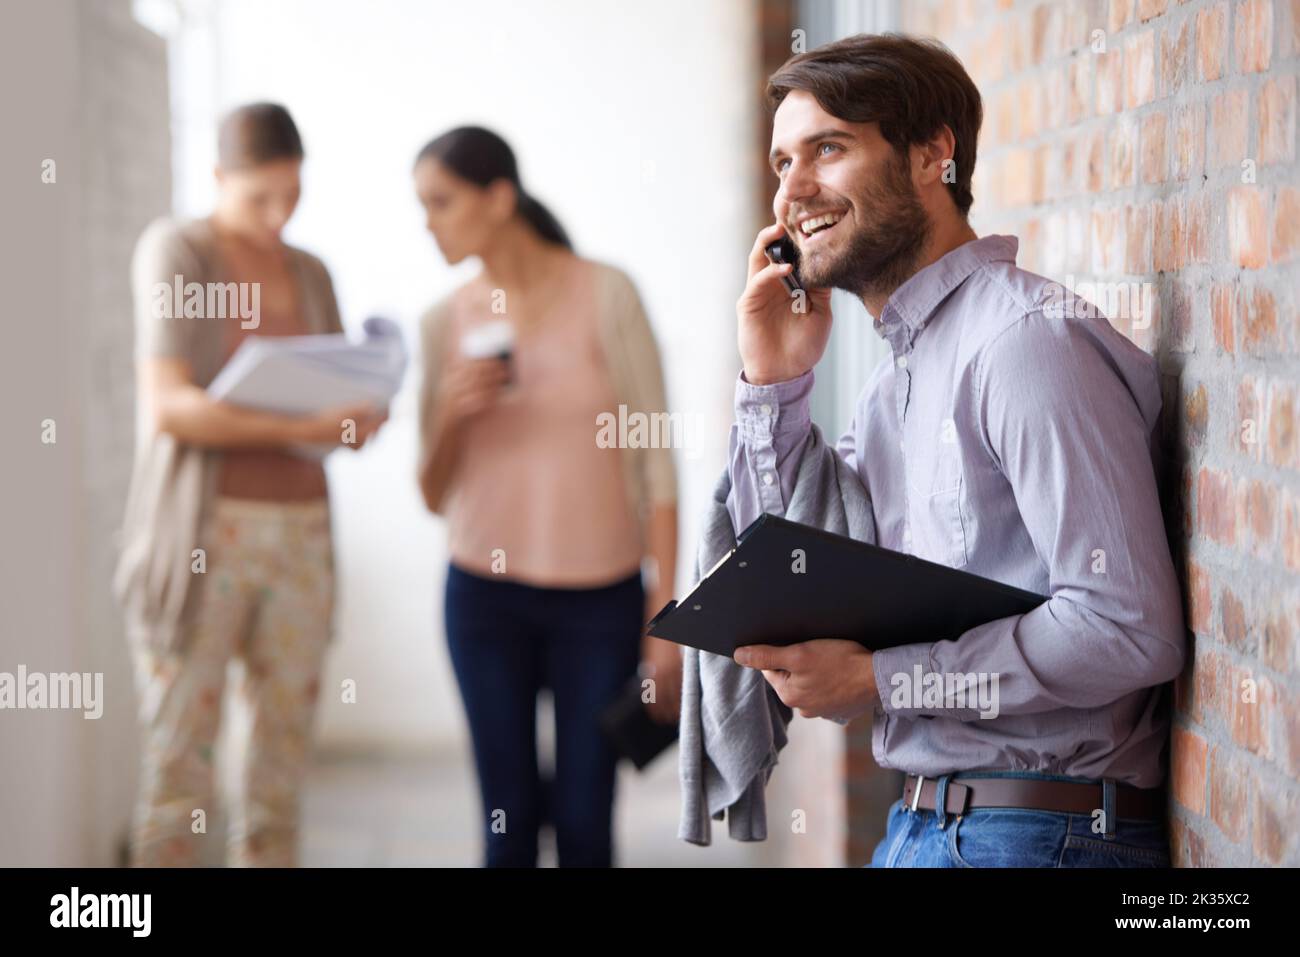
[799, 149, 932, 304]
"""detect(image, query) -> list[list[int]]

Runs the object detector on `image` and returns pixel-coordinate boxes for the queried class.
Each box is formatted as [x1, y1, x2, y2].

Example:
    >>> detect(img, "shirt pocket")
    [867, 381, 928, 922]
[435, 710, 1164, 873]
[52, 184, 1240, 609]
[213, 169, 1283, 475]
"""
[908, 444, 969, 569]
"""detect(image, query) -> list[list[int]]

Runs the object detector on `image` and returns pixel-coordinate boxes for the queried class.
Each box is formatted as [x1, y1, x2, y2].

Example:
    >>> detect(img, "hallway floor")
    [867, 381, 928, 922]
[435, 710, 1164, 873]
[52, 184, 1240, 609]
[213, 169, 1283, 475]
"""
[299, 747, 770, 867]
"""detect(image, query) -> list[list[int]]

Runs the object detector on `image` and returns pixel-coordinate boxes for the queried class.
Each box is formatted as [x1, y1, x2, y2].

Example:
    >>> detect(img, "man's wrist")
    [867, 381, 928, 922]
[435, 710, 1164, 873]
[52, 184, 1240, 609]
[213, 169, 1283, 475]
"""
[742, 367, 810, 387]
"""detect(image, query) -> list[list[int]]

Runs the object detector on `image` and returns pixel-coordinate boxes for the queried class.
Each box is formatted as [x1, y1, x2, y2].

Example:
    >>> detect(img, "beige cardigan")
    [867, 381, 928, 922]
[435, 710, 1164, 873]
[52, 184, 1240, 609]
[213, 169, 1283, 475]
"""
[113, 217, 344, 653]
[416, 260, 678, 528]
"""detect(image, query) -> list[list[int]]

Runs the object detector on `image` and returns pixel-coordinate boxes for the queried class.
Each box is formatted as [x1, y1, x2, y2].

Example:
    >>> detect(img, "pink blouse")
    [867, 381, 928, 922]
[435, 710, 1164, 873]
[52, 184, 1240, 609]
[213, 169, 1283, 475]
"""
[426, 257, 649, 588]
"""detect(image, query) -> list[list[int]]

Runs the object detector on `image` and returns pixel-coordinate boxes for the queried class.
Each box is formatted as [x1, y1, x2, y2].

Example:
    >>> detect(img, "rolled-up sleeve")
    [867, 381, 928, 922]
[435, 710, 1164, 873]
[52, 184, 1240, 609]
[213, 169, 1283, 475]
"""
[872, 314, 1187, 719]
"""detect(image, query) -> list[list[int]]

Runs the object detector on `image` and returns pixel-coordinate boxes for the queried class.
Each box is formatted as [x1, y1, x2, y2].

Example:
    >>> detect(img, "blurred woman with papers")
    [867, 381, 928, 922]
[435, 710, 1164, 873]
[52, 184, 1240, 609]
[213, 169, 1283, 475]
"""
[115, 103, 386, 867]
[414, 127, 680, 867]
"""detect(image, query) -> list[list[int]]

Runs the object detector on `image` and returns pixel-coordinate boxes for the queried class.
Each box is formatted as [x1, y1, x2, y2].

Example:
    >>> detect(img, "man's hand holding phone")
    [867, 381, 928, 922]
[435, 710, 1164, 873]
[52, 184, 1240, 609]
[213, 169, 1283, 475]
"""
[739, 222, 833, 386]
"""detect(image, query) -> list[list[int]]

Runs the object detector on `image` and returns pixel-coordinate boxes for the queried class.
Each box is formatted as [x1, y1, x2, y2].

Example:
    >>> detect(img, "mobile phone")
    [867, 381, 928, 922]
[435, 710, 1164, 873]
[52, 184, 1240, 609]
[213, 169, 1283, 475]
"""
[764, 235, 803, 295]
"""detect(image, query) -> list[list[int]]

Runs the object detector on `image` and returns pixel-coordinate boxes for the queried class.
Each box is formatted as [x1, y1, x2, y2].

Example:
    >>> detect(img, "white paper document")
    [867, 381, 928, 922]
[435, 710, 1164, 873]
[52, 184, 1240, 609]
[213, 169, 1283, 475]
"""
[208, 316, 407, 457]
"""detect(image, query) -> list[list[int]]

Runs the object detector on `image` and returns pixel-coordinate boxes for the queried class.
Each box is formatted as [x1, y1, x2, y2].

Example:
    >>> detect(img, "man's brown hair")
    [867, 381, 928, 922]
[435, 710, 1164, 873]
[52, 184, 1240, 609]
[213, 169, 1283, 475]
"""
[766, 33, 983, 217]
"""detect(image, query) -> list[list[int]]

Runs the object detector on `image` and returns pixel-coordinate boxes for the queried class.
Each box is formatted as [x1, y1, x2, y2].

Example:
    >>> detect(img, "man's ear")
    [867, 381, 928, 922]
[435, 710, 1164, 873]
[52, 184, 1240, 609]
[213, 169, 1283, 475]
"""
[916, 124, 957, 186]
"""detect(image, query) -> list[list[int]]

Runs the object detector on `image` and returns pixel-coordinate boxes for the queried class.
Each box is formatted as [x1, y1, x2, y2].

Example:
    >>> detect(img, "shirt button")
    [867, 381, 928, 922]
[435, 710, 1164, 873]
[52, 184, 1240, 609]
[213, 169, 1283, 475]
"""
[903, 529, 913, 546]
[762, 472, 775, 486]
[760, 403, 772, 416]
[898, 439, 906, 452]
[896, 355, 909, 370]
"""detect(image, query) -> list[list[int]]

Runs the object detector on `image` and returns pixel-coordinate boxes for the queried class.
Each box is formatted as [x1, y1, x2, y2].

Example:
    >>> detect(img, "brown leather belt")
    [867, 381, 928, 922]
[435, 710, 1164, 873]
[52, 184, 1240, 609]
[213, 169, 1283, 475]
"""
[902, 773, 1166, 821]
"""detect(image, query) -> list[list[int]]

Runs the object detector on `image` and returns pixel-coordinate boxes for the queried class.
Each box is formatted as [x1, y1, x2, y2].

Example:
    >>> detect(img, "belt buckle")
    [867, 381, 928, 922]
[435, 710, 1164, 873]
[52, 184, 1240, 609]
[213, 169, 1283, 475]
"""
[909, 775, 925, 813]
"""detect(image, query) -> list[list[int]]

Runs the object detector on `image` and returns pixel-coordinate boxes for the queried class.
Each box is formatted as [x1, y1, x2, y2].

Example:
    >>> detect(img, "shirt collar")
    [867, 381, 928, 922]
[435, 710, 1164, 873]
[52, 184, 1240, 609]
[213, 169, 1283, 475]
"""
[874, 234, 1019, 345]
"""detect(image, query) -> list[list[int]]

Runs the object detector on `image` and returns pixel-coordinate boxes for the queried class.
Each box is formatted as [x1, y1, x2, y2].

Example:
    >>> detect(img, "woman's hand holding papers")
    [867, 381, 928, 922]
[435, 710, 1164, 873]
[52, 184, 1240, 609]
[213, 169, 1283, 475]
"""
[733, 639, 879, 724]
[295, 401, 387, 449]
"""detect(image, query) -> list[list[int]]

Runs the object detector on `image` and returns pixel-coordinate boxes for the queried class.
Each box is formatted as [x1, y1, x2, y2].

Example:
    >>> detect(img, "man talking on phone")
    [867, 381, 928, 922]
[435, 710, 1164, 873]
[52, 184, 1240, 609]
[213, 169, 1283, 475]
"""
[727, 34, 1186, 867]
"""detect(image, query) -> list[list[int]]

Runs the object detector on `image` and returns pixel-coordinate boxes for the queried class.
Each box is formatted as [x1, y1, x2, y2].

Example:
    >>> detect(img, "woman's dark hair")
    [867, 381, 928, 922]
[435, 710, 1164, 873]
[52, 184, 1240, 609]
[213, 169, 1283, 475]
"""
[217, 102, 304, 169]
[414, 126, 572, 250]
[766, 34, 983, 218]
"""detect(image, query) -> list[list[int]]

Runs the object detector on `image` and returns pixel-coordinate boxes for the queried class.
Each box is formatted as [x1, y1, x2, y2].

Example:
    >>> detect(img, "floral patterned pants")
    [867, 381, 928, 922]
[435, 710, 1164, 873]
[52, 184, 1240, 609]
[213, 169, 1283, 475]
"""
[129, 496, 335, 867]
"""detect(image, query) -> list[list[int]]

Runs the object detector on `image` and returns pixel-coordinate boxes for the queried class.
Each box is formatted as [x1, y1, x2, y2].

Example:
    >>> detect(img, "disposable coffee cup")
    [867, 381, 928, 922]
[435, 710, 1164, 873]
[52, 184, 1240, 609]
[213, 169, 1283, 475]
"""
[460, 319, 515, 384]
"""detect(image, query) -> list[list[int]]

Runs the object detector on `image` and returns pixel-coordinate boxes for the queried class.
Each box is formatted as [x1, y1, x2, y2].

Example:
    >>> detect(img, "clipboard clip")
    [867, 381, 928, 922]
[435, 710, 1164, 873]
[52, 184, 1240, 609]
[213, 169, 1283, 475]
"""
[645, 600, 678, 632]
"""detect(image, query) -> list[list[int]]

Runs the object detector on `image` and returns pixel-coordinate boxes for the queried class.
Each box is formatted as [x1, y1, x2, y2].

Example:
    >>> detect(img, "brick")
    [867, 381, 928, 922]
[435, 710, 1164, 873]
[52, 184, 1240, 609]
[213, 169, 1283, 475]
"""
[1086, 128, 1106, 192]
[1043, 66, 1069, 131]
[1171, 100, 1205, 180]
[1162, 273, 1191, 348]
[1212, 282, 1236, 352]
[1124, 30, 1156, 108]
[1252, 779, 1300, 864]
[1109, 0, 1133, 35]
[1187, 559, 1214, 635]
[1227, 186, 1268, 268]
[1237, 477, 1278, 554]
[1259, 75, 1296, 164]
[1171, 726, 1208, 814]
[1238, 375, 1264, 459]
[1138, 0, 1168, 22]
[1096, 48, 1124, 115]
[1197, 467, 1237, 544]
[1031, 2, 1064, 63]
[1140, 111, 1167, 183]
[1161, 15, 1191, 95]
[1273, 685, 1300, 777]
[1209, 88, 1250, 170]
[1184, 191, 1210, 264]
[1234, 0, 1273, 73]
[1274, 186, 1300, 262]
[1154, 197, 1175, 271]
[1125, 202, 1152, 273]
[1197, 2, 1229, 81]
[1208, 746, 1249, 843]
[1218, 586, 1250, 650]
[1110, 113, 1138, 187]
[1230, 666, 1267, 753]
[1237, 284, 1278, 353]
[1185, 381, 1209, 446]
[1170, 815, 1210, 866]
[1090, 206, 1126, 275]
[1262, 596, 1296, 674]
[1285, 490, 1300, 570]
[1068, 54, 1092, 125]
[1266, 380, 1297, 469]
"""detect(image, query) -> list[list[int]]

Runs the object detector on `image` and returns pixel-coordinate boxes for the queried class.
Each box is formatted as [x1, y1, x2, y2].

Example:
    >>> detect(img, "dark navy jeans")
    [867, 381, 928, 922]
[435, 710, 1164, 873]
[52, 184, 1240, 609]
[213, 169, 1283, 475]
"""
[869, 770, 1172, 868]
[443, 562, 643, 867]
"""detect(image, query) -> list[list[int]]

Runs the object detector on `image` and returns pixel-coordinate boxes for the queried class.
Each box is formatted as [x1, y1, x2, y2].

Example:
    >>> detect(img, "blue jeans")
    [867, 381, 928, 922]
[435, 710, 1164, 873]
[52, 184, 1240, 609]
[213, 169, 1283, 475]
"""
[869, 771, 1171, 868]
[443, 562, 643, 867]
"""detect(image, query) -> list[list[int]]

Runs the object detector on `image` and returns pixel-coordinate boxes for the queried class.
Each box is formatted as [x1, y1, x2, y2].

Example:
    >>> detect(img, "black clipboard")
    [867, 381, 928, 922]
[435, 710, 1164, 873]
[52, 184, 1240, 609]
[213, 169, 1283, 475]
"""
[646, 513, 1047, 656]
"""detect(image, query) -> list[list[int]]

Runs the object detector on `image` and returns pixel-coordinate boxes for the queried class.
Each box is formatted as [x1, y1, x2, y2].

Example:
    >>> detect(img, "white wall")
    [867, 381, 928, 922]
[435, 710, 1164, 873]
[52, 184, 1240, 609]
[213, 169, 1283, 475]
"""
[167, 0, 758, 752]
[0, 0, 170, 866]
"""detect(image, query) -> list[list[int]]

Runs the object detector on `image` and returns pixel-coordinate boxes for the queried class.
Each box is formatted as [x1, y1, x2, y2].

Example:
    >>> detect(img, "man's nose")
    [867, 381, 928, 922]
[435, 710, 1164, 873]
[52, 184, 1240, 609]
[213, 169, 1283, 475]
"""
[776, 159, 818, 210]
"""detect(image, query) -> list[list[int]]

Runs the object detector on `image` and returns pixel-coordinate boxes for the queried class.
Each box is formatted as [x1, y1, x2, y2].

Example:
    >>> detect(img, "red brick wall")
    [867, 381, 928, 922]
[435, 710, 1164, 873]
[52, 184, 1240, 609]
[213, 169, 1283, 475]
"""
[898, 0, 1299, 866]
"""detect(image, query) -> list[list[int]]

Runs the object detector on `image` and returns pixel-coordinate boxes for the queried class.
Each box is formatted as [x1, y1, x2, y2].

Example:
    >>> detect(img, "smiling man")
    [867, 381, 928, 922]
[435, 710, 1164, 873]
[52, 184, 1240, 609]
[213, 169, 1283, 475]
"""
[727, 34, 1187, 868]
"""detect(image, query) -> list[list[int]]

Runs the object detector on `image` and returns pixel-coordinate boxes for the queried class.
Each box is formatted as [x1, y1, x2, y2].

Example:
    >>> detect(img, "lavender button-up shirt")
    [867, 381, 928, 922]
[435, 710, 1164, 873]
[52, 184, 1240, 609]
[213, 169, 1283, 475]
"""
[726, 234, 1186, 788]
